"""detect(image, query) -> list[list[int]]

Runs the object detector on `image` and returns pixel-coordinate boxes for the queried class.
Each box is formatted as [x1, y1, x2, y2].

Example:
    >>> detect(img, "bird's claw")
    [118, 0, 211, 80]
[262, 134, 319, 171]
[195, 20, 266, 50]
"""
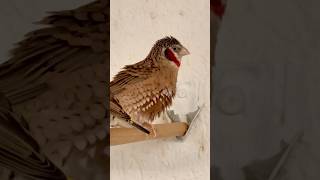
[142, 123, 157, 137]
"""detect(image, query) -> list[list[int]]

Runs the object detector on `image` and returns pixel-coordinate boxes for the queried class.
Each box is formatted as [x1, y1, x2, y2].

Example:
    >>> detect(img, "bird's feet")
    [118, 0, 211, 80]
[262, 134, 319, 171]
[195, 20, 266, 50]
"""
[142, 122, 157, 137]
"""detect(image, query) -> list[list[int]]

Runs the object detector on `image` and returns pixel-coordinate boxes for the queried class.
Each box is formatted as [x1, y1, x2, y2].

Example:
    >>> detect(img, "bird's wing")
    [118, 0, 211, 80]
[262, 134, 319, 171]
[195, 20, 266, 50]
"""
[0, 0, 108, 105]
[110, 62, 158, 95]
[0, 94, 66, 180]
[110, 62, 159, 118]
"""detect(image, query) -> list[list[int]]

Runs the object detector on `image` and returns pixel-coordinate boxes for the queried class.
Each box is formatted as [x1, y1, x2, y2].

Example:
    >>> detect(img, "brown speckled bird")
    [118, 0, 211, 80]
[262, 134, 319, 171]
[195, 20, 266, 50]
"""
[110, 36, 190, 136]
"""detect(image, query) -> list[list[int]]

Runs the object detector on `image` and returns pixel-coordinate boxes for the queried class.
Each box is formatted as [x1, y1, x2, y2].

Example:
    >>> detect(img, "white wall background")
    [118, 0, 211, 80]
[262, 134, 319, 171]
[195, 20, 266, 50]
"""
[110, 0, 210, 180]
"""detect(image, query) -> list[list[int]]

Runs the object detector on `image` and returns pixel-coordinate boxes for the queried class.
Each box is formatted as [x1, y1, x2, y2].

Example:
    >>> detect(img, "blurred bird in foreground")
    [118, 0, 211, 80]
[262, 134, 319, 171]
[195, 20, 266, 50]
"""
[110, 36, 190, 136]
[0, 0, 108, 179]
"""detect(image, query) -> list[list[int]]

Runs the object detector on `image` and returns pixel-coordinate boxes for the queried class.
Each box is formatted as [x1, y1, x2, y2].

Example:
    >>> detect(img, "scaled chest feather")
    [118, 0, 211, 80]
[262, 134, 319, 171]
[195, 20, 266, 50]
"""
[115, 65, 178, 123]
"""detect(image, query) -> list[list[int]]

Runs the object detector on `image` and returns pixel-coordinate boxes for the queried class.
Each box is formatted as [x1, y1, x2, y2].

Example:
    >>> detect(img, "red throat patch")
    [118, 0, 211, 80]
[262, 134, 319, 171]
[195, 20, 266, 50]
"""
[211, 0, 225, 19]
[165, 48, 180, 67]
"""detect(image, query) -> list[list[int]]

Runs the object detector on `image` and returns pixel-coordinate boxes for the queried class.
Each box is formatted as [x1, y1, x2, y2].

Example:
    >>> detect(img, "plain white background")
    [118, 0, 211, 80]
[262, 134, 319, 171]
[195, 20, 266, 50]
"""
[110, 0, 210, 180]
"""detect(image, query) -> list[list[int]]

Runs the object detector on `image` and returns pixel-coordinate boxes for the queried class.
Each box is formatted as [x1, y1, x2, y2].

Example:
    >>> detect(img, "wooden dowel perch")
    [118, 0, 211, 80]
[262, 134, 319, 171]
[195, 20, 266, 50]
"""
[110, 122, 188, 146]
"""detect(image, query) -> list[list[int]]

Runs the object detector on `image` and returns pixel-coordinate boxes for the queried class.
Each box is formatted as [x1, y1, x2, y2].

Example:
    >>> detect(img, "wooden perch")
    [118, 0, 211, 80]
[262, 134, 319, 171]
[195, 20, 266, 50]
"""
[110, 122, 188, 146]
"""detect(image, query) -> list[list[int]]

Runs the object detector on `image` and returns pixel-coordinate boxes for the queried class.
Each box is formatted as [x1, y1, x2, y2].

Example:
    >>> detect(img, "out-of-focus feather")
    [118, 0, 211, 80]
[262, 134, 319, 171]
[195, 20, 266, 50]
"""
[0, 94, 66, 180]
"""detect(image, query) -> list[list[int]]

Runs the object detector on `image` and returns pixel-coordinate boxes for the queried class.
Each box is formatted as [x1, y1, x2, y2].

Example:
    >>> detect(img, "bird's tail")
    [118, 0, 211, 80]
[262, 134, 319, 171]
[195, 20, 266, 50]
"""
[110, 98, 150, 134]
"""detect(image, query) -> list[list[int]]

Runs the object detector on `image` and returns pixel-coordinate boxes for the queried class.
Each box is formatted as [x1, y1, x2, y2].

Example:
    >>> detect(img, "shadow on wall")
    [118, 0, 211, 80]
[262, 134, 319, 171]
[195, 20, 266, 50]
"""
[213, 0, 320, 179]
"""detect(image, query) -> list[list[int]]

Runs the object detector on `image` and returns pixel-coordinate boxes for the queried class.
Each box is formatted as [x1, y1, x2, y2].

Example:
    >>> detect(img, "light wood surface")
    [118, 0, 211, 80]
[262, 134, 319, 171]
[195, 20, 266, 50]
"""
[110, 122, 188, 146]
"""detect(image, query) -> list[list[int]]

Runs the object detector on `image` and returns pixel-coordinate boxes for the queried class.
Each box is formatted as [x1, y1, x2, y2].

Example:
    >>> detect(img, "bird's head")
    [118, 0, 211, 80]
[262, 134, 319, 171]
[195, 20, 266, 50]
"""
[149, 36, 190, 68]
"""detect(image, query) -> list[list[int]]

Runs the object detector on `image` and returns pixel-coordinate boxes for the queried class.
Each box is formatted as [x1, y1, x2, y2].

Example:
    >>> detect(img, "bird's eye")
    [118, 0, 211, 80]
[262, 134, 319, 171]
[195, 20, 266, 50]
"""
[173, 47, 177, 51]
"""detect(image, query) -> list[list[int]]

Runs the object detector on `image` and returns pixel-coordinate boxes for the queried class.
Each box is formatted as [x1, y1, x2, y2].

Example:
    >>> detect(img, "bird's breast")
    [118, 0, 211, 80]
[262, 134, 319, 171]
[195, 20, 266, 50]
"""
[116, 68, 178, 123]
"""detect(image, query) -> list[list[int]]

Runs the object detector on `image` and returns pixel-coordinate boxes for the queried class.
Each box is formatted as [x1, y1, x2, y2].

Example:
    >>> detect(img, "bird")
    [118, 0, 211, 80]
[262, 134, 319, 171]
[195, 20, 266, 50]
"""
[0, 0, 109, 179]
[110, 36, 190, 136]
[0, 93, 67, 180]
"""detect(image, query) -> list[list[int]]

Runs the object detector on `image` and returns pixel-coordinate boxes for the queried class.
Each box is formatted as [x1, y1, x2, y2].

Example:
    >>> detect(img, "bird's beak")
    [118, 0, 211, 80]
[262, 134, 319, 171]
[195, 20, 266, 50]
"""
[180, 47, 190, 56]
